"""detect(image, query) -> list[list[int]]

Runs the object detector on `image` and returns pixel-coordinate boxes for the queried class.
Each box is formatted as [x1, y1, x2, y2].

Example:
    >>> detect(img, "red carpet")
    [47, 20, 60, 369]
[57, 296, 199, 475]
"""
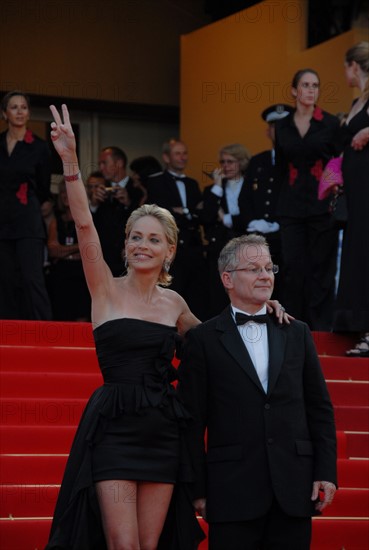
[0, 321, 368, 549]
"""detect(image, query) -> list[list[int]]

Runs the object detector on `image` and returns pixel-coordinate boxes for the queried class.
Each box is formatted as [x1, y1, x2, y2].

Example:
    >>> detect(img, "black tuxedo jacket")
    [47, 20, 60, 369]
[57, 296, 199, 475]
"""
[178, 307, 337, 522]
[147, 171, 203, 247]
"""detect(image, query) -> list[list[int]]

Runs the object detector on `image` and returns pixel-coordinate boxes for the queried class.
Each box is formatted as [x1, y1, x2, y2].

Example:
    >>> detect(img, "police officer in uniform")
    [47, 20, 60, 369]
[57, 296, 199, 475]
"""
[239, 104, 293, 300]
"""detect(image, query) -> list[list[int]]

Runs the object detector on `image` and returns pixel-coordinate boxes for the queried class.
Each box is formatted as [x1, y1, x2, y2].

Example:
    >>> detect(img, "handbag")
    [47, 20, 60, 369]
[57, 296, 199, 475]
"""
[318, 156, 343, 200]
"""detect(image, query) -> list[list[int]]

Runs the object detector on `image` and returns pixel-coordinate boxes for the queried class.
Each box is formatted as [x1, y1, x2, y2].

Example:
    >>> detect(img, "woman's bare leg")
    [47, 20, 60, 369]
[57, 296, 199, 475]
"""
[137, 482, 174, 550]
[96, 479, 139, 550]
[96, 479, 174, 550]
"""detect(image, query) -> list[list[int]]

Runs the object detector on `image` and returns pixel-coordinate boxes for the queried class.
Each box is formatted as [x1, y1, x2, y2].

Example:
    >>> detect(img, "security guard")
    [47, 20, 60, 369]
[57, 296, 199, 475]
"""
[239, 104, 293, 299]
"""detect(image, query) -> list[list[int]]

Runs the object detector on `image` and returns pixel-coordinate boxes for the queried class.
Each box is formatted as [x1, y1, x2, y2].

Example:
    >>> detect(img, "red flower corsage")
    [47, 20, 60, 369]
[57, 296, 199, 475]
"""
[312, 106, 324, 121]
[288, 163, 298, 186]
[310, 159, 323, 182]
[24, 129, 34, 144]
[16, 183, 28, 205]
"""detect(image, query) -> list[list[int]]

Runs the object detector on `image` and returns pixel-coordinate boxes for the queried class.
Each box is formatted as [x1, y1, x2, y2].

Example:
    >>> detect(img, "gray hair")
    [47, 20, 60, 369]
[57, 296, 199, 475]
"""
[218, 234, 270, 275]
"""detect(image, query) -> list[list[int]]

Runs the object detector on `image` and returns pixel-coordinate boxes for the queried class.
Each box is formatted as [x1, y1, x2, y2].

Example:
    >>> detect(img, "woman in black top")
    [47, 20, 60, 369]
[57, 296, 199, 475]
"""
[0, 90, 52, 319]
[333, 42, 369, 356]
[275, 69, 341, 330]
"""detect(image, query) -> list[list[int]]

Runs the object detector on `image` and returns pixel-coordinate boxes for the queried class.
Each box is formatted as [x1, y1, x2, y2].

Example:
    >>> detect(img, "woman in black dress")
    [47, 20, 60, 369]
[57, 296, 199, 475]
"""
[46, 105, 290, 550]
[46, 105, 206, 550]
[275, 69, 341, 330]
[0, 91, 52, 320]
[333, 42, 369, 356]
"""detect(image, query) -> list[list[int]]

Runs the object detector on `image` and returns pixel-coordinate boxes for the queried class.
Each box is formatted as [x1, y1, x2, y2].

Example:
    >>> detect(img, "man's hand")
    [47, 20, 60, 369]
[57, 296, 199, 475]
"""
[192, 497, 207, 520]
[311, 480, 336, 512]
[90, 184, 108, 206]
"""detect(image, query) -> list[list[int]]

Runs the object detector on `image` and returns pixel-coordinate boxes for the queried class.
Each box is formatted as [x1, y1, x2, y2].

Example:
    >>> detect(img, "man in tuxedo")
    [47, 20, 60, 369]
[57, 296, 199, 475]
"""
[147, 139, 207, 319]
[178, 233, 337, 550]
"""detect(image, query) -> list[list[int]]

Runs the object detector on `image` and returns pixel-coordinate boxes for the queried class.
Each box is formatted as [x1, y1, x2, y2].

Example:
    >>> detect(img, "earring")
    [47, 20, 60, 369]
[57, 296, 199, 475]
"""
[163, 259, 171, 273]
[124, 258, 129, 269]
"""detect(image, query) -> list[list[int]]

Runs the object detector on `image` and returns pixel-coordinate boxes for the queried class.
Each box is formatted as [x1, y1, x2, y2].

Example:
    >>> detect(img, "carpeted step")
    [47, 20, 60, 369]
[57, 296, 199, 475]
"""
[0, 518, 51, 550]
[336, 430, 349, 459]
[334, 406, 369, 431]
[0, 345, 98, 372]
[327, 488, 369, 517]
[0, 455, 67, 484]
[311, 518, 369, 549]
[321, 355, 369, 381]
[313, 332, 358, 357]
[0, 426, 76, 454]
[327, 380, 369, 406]
[0, 397, 87, 426]
[0, 484, 59, 518]
[0, 320, 94, 347]
[337, 459, 369, 488]
[0, 371, 101, 398]
[346, 432, 369, 458]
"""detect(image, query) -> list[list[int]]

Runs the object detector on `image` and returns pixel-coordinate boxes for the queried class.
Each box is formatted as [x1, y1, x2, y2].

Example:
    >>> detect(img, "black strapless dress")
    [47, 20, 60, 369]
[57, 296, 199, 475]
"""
[46, 319, 204, 550]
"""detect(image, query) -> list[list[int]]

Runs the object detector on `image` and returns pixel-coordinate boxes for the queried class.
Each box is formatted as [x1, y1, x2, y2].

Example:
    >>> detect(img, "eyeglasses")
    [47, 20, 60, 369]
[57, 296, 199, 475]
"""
[226, 265, 279, 276]
[219, 159, 237, 165]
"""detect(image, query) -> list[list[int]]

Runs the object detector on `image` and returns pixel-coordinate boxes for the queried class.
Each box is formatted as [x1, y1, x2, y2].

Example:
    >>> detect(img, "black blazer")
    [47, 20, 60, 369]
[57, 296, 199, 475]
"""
[0, 130, 51, 240]
[178, 307, 337, 522]
[274, 108, 342, 218]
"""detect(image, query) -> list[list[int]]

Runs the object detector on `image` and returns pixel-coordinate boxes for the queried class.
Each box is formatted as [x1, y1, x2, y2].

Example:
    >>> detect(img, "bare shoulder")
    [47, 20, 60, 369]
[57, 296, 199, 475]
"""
[163, 288, 201, 335]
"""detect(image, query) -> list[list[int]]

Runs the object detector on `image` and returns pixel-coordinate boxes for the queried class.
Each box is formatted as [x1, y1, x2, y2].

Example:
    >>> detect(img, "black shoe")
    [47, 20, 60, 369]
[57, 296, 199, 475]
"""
[346, 333, 369, 358]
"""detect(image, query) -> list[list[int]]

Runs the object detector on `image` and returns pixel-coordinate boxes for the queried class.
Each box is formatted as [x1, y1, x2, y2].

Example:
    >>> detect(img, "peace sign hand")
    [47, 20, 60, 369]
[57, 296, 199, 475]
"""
[49, 104, 78, 164]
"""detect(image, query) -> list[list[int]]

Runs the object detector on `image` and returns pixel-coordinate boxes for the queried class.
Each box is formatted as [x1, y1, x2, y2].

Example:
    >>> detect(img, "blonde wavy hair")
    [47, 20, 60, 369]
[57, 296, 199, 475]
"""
[124, 204, 178, 286]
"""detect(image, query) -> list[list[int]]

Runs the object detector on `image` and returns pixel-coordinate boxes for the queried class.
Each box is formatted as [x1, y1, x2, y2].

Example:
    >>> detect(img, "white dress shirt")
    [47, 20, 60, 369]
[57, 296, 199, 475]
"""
[211, 178, 244, 228]
[168, 170, 191, 219]
[232, 305, 269, 392]
[113, 176, 130, 188]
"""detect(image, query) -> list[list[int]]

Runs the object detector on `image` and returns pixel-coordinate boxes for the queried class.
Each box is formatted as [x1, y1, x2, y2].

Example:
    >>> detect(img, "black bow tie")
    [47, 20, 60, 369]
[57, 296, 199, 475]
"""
[235, 312, 269, 325]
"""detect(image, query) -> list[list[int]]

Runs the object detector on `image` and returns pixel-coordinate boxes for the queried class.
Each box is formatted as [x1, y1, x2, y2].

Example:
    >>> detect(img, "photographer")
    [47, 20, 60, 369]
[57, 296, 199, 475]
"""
[86, 168, 132, 276]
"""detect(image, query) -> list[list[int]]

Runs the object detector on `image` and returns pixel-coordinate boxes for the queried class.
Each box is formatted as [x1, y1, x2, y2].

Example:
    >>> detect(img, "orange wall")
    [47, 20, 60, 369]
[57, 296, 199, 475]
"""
[180, 0, 367, 186]
[0, 0, 210, 107]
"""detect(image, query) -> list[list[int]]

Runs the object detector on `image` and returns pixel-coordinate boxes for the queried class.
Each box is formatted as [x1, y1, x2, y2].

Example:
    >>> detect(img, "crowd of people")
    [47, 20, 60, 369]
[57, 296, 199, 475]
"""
[0, 41, 368, 550]
[1, 44, 368, 354]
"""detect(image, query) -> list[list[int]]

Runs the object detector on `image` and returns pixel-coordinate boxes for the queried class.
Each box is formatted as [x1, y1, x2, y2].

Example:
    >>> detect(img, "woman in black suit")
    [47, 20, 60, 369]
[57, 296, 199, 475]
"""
[275, 69, 341, 330]
[0, 90, 52, 319]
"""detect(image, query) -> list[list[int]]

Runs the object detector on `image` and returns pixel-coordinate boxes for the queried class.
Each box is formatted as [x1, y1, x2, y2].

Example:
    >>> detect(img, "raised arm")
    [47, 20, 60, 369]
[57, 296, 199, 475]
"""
[49, 105, 112, 296]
